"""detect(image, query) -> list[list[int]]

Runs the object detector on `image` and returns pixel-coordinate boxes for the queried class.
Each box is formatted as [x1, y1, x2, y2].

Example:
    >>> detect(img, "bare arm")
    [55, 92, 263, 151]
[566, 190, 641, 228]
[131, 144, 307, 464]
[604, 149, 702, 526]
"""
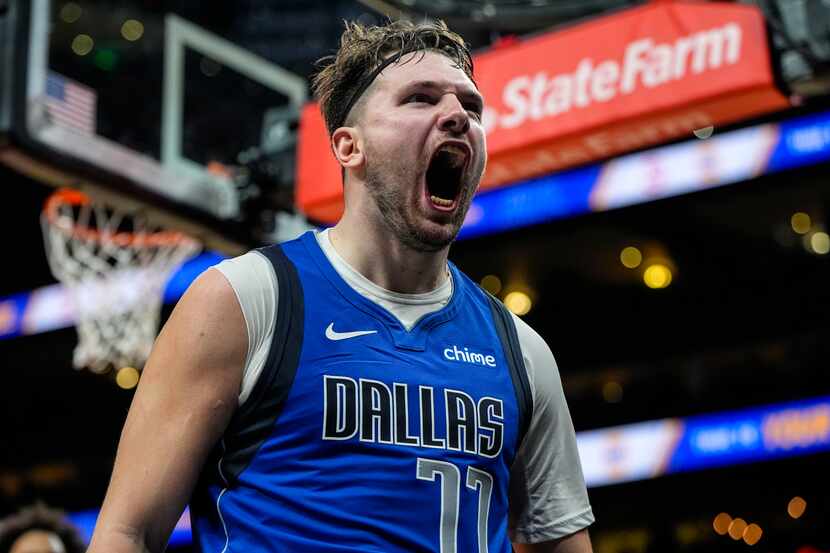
[87, 269, 247, 553]
[514, 529, 593, 553]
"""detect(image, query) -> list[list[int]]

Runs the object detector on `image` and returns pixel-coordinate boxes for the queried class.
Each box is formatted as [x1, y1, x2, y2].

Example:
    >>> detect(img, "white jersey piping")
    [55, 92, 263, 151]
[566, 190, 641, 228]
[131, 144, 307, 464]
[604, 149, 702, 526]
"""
[216, 439, 230, 552]
[216, 488, 230, 553]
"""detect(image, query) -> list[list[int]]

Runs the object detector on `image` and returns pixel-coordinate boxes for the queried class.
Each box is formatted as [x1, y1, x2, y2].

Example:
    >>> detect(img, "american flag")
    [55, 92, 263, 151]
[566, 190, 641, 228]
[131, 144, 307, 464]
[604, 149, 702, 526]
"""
[44, 72, 97, 134]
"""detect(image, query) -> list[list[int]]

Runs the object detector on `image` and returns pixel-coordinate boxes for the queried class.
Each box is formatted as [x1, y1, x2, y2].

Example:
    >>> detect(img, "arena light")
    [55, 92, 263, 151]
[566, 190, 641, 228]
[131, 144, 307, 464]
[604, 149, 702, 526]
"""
[71, 34, 94, 56]
[713, 512, 732, 535]
[743, 523, 763, 546]
[504, 291, 532, 315]
[810, 231, 830, 254]
[791, 212, 812, 234]
[643, 263, 672, 289]
[788, 496, 807, 519]
[115, 367, 140, 390]
[480, 274, 502, 295]
[727, 518, 747, 540]
[60, 2, 82, 23]
[121, 19, 145, 42]
[620, 246, 642, 269]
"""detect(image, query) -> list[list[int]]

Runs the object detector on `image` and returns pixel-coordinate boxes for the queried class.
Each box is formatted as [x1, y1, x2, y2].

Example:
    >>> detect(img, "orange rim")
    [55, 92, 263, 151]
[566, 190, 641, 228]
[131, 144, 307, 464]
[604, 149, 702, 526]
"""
[43, 188, 195, 248]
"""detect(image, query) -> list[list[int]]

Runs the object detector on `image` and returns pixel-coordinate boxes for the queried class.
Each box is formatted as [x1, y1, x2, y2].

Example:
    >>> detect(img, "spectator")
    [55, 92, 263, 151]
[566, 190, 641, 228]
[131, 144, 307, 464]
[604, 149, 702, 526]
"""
[0, 504, 84, 553]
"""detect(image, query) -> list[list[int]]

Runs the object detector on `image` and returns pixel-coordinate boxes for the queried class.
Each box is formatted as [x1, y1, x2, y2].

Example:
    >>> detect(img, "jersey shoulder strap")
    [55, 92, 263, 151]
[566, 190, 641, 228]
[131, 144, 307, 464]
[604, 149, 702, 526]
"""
[216, 243, 305, 484]
[482, 290, 534, 447]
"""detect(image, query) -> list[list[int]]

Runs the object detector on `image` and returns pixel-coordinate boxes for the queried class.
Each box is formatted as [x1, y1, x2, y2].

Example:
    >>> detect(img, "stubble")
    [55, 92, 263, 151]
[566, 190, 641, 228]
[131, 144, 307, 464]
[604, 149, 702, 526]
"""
[363, 152, 474, 253]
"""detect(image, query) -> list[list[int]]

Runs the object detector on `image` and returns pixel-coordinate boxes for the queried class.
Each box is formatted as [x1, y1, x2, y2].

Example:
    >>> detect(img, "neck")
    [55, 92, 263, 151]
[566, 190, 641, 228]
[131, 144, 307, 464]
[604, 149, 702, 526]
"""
[329, 213, 450, 294]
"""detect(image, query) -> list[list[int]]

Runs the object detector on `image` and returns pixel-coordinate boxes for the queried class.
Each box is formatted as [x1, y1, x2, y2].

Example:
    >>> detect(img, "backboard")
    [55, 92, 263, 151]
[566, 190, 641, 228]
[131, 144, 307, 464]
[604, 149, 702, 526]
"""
[1, 0, 310, 253]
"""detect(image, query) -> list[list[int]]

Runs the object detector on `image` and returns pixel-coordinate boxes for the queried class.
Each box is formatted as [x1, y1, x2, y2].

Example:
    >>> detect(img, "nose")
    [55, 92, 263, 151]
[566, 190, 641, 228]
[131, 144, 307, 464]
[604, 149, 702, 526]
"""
[437, 95, 470, 135]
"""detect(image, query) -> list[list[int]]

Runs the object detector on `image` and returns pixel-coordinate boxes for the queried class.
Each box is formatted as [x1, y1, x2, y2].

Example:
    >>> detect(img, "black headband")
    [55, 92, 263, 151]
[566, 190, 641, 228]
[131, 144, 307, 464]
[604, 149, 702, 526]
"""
[333, 47, 423, 132]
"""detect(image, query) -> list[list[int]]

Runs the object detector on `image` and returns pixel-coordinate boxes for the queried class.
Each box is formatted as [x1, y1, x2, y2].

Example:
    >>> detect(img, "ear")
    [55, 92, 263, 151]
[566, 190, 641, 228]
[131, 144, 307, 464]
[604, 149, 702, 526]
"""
[331, 126, 364, 170]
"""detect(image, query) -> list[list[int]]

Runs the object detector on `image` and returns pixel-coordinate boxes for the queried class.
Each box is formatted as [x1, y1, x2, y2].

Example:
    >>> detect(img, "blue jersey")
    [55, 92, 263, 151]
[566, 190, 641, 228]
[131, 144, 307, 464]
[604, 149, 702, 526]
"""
[191, 232, 532, 552]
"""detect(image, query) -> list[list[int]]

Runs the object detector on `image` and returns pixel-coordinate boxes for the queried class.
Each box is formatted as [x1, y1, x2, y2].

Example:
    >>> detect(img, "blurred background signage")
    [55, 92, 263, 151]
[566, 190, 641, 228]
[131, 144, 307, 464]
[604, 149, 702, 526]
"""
[579, 395, 830, 488]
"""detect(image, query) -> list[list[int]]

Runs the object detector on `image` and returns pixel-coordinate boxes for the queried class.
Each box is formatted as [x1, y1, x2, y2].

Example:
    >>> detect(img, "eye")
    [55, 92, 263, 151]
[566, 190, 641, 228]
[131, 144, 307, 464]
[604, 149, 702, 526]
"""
[406, 92, 436, 104]
[465, 103, 483, 120]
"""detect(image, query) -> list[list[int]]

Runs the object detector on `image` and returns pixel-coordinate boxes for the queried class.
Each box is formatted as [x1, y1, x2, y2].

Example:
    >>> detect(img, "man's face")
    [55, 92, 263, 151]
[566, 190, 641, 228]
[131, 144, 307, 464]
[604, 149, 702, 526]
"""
[353, 51, 486, 252]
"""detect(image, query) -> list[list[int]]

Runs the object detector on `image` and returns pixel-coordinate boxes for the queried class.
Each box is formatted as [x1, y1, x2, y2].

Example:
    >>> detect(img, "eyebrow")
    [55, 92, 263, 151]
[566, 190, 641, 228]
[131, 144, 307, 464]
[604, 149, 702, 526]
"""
[407, 80, 484, 111]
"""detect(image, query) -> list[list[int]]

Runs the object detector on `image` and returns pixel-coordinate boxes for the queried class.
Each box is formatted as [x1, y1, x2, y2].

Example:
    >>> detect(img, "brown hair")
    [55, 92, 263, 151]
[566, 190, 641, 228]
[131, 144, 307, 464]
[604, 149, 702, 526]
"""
[0, 503, 86, 553]
[312, 19, 475, 136]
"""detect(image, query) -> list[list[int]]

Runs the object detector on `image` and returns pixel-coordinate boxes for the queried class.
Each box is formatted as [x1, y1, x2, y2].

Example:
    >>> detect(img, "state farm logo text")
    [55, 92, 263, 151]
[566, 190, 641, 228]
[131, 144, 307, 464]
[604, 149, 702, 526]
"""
[482, 22, 742, 134]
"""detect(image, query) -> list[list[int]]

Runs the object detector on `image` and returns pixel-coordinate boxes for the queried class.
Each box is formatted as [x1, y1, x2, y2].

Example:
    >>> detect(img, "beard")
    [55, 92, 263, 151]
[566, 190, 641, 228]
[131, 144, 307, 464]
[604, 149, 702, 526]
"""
[363, 153, 476, 253]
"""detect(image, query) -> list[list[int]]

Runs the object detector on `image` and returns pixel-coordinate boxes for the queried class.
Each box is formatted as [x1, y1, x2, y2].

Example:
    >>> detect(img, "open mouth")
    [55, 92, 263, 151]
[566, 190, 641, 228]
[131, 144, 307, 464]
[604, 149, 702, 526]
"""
[425, 144, 468, 210]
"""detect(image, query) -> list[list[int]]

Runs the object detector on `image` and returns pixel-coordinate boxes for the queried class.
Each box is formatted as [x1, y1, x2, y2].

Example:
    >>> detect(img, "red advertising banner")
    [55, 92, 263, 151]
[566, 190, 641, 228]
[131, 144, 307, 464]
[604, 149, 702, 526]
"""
[297, 0, 789, 223]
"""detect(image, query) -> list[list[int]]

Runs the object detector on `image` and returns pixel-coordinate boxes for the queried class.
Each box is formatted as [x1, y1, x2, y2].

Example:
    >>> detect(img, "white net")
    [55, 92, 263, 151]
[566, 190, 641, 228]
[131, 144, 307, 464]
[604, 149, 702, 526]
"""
[41, 189, 201, 373]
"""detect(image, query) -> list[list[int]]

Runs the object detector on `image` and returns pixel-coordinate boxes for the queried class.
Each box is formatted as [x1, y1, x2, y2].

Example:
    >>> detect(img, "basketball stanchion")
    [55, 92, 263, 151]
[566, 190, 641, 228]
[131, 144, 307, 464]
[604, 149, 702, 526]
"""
[41, 188, 201, 376]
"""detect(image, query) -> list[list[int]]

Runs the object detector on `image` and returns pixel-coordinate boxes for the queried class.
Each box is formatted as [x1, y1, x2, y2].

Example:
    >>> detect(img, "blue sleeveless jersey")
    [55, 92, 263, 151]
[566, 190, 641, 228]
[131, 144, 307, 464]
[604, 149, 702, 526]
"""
[191, 232, 531, 552]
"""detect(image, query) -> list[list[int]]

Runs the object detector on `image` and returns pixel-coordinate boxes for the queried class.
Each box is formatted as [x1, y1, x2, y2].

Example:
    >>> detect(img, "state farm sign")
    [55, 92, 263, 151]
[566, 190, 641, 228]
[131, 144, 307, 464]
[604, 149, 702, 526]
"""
[485, 22, 742, 133]
[474, 0, 788, 189]
[296, 0, 788, 223]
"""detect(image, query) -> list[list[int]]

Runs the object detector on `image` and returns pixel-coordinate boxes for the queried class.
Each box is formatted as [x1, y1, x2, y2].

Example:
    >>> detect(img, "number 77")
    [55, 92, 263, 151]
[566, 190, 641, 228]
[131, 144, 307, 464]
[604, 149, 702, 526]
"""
[416, 457, 494, 553]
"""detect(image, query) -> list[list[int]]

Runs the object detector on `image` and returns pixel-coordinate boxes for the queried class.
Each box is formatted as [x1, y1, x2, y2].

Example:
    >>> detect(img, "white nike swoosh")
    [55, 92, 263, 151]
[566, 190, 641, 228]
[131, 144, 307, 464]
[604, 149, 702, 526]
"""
[325, 323, 378, 341]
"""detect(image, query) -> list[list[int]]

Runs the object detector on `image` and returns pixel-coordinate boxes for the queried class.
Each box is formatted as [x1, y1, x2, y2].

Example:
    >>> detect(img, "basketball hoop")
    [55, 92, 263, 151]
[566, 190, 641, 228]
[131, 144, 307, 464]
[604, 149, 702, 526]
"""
[41, 188, 201, 374]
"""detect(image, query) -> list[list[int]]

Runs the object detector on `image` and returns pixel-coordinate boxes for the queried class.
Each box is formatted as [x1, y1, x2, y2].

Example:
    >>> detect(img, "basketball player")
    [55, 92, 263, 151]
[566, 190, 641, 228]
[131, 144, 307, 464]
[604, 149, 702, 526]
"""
[88, 19, 594, 553]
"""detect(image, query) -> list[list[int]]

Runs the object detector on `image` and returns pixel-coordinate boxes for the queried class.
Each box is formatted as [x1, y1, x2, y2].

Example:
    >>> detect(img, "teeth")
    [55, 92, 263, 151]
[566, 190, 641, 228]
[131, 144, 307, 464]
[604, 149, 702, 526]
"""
[430, 195, 454, 207]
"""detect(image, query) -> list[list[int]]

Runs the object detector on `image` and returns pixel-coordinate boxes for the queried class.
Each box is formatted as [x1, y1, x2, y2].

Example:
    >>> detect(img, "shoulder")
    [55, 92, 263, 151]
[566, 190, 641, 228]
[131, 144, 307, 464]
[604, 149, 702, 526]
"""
[155, 264, 249, 379]
[213, 250, 277, 295]
[210, 250, 284, 406]
[210, 249, 280, 352]
[508, 313, 563, 410]
[179, 265, 241, 316]
[511, 314, 557, 374]
[212, 250, 280, 319]
[511, 314, 552, 358]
